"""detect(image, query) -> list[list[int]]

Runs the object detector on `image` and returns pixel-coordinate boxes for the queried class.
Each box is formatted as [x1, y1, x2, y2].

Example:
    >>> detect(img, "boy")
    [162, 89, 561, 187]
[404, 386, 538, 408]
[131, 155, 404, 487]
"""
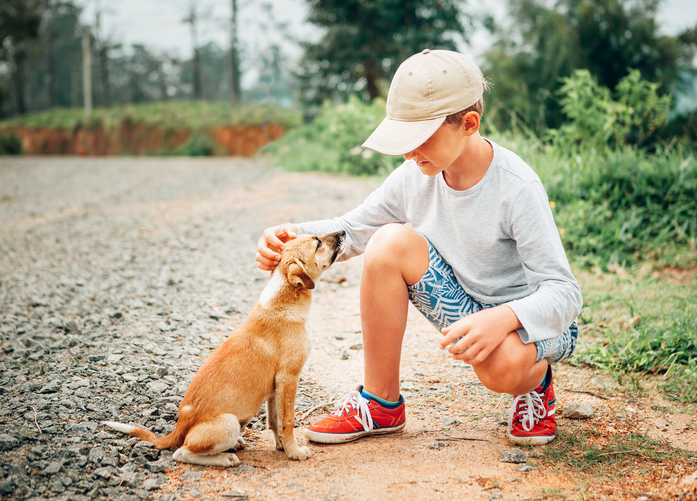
[256, 49, 582, 445]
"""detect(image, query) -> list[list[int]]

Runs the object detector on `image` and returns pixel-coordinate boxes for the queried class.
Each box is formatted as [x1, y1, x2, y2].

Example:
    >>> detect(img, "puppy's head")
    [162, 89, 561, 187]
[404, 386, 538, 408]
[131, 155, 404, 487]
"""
[278, 231, 345, 290]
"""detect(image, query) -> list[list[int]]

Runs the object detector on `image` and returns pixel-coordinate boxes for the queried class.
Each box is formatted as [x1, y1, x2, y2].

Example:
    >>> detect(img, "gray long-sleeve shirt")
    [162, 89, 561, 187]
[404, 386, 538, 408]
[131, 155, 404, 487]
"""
[296, 139, 582, 344]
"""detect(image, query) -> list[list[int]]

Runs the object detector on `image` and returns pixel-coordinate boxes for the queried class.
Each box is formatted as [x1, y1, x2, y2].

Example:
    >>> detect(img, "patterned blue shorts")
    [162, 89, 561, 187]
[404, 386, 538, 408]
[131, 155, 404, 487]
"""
[407, 240, 578, 363]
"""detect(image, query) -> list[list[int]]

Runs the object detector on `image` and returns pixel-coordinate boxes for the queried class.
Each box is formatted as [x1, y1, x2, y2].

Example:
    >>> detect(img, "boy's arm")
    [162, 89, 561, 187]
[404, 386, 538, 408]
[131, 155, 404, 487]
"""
[505, 182, 583, 343]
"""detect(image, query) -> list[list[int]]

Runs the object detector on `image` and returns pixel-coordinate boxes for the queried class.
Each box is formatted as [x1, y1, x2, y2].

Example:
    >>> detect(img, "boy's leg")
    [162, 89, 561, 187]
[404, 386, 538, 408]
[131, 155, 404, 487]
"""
[303, 224, 428, 444]
[360, 224, 430, 402]
[470, 331, 548, 396]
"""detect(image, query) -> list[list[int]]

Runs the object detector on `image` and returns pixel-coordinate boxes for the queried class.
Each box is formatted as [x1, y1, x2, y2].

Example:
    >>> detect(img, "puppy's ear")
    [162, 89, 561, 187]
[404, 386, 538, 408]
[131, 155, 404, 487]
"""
[288, 263, 315, 290]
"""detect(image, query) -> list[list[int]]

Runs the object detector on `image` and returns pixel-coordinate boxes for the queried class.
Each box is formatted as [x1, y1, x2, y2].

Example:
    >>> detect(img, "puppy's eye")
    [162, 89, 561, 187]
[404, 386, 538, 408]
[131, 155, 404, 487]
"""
[314, 237, 322, 249]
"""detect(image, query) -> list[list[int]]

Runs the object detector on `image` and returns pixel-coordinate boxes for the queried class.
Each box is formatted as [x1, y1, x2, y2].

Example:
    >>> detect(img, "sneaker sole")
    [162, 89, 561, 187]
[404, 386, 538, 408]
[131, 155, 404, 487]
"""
[507, 431, 555, 445]
[304, 421, 406, 444]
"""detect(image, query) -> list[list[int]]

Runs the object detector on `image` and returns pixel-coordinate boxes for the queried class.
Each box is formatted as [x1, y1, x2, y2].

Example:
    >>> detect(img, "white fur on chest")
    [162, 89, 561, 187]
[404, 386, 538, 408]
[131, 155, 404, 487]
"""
[259, 271, 311, 323]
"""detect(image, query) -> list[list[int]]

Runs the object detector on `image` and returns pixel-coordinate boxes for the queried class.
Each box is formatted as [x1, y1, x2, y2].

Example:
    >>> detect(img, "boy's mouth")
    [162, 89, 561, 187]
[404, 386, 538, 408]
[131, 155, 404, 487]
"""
[416, 160, 429, 167]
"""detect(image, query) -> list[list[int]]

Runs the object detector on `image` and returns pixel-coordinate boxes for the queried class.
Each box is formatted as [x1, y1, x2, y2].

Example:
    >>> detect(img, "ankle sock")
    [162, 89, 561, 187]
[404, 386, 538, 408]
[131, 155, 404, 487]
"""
[360, 388, 401, 409]
[538, 366, 552, 389]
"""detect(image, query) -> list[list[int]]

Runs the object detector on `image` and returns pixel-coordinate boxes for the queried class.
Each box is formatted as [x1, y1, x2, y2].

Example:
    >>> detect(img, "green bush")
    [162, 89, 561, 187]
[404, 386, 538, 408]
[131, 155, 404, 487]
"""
[170, 131, 218, 156]
[548, 69, 671, 152]
[0, 101, 302, 131]
[262, 96, 402, 176]
[0, 134, 22, 155]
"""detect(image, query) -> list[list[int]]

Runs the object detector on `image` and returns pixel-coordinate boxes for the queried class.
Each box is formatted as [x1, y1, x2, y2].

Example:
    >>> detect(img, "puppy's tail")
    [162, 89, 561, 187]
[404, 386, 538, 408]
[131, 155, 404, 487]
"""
[102, 421, 185, 450]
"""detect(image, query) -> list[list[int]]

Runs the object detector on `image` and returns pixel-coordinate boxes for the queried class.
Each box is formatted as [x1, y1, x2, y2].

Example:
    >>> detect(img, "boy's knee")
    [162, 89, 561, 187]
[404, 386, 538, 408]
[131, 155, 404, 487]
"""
[364, 225, 429, 284]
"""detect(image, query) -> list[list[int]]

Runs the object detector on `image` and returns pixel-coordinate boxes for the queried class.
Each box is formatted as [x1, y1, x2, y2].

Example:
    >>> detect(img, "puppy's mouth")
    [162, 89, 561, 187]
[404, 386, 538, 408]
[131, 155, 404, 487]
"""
[329, 231, 346, 264]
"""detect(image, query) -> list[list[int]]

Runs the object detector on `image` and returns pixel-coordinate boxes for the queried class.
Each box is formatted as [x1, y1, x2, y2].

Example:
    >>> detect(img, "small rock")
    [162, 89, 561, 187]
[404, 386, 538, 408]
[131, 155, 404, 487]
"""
[428, 441, 448, 450]
[488, 494, 503, 500]
[189, 488, 201, 497]
[442, 418, 458, 426]
[339, 349, 349, 360]
[93, 466, 113, 479]
[143, 478, 162, 491]
[517, 464, 534, 472]
[181, 470, 202, 480]
[42, 461, 63, 475]
[0, 434, 19, 451]
[500, 448, 527, 463]
[349, 343, 363, 350]
[681, 470, 697, 485]
[563, 402, 594, 419]
[528, 450, 543, 458]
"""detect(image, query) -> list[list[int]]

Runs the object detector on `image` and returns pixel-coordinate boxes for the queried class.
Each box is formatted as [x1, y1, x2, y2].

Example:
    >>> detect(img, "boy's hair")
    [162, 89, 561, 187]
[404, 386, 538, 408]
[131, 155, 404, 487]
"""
[444, 79, 490, 128]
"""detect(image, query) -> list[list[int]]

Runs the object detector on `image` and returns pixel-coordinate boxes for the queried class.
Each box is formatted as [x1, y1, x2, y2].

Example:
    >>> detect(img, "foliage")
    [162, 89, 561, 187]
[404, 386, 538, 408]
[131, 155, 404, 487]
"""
[262, 96, 401, 176]
[0, 101, 302, 131]
[549, 69, 671, 151]
[571, 275, 697, 402]
[482, 0, 697, 136]
[544, 423, 695, 471]
[0, 134, 22, 155]
[299, 0, 471, 106]
[0, 0, 43, 115]
[170, 132, 217, 157]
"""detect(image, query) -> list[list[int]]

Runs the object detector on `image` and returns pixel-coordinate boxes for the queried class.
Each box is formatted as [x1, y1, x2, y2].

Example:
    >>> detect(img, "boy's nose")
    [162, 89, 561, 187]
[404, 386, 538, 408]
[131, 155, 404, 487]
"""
[403, 150, 417, 160]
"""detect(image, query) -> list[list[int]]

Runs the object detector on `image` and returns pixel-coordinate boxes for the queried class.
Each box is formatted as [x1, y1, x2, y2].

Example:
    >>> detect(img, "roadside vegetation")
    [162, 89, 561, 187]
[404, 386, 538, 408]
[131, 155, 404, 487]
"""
[0, 101, 302, 155]
[262, 69, 697, 404]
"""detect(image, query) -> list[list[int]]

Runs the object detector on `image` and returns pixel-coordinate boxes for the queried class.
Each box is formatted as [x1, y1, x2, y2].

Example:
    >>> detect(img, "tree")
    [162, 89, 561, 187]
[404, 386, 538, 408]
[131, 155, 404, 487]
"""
[0, 0, 42, 115]
[299, 0, 472, 105]
[482, 0, 697, 134]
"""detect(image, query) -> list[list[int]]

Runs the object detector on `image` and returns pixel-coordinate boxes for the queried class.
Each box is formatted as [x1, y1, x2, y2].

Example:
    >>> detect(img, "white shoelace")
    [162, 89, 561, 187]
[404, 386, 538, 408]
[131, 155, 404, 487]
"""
[510, 391, 546, 432]
[331, 390, 373, 432]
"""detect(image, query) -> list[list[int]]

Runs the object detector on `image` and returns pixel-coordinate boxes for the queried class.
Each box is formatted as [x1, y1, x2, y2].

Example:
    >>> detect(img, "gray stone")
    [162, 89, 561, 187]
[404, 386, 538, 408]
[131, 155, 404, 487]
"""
[181, 470, 202, 480]
[563, 402, 594, 419]
[93, 467, 114, 479]
[517, 464, 534, 472]
[42, 461, 63, 475]
[0, 434, 19, 451]
[143, 478, 161, 491]
[500, 448, 527, 463]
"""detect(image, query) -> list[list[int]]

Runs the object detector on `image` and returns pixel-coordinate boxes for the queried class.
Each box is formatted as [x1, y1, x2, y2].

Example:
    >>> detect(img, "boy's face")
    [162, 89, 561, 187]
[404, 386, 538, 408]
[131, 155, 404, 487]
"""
[403, 123, 468, 177]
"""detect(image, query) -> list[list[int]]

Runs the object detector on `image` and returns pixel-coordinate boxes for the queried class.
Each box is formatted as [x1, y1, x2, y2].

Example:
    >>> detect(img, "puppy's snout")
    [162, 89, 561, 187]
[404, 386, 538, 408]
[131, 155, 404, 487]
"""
[322, 230, 345, 263]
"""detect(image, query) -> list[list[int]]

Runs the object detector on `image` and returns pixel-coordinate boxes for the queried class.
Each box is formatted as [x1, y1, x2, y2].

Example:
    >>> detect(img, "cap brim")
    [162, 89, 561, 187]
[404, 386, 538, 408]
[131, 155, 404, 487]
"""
[362, 116, 446, 156]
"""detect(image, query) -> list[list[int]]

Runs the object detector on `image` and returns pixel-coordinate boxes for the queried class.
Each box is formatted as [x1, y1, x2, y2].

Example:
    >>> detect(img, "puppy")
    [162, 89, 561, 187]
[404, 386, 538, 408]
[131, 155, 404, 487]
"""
[103, 231, 345, 467]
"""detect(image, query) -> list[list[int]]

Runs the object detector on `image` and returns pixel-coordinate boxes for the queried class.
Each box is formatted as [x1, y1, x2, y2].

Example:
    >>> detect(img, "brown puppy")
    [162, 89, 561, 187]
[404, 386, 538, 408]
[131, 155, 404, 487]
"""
[103, 231, 345, 466]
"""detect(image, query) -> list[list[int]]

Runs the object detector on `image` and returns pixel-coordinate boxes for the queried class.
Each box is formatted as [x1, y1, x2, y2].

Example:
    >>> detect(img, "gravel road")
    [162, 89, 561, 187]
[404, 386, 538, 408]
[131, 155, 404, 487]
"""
[0, 156, 378, 501]
[3, 157, 695, 501]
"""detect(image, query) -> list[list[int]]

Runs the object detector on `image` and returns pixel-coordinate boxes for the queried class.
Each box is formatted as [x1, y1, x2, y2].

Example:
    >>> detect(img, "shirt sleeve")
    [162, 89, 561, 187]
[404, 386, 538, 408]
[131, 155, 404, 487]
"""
[295, 167, 409, 261]
[505, 181, 583, 343]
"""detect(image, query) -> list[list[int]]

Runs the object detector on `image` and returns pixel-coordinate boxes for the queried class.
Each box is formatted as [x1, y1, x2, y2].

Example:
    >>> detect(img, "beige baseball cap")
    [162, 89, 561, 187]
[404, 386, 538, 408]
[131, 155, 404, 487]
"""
[362, 49, 485, 156]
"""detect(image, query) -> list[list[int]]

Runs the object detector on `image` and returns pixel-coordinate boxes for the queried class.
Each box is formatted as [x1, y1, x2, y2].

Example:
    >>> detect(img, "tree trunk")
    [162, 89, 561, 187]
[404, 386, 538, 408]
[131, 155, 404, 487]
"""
[12, 53, 27, 115]
[82, 32, 92, 117]
[364, 57, 380, 101]
[228, 0, 241, 104]
[99, 46, 111, 107]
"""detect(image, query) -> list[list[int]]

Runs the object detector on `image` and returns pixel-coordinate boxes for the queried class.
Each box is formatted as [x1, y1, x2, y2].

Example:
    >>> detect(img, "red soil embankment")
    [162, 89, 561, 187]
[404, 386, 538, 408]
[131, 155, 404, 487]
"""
[2, 122, 286, 157]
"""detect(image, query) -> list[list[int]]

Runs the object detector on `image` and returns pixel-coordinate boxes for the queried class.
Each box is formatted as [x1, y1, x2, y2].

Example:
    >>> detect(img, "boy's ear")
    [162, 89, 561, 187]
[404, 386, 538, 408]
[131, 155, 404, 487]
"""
[288, 262, 315, 290]
[461, 111, 481, 136]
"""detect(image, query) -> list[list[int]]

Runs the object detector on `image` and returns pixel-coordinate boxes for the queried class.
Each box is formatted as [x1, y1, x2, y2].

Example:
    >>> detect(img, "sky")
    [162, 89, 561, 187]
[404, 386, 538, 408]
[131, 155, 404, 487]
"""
[76, 0, 697, 85]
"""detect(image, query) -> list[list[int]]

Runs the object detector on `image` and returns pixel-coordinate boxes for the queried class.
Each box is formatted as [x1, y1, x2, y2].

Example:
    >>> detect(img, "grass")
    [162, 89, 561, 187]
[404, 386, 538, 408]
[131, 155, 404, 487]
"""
[542, 423, 695, 472]
[0, 100, 302, 132]
[571, 267, 697, 402]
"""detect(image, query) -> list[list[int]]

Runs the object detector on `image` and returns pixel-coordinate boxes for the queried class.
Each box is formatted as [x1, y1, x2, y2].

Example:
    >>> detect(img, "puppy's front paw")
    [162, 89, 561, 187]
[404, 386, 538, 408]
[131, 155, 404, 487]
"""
[225, 453, 241, 467]
[233, 437, 246, 451]
[287, 445, 311, 461]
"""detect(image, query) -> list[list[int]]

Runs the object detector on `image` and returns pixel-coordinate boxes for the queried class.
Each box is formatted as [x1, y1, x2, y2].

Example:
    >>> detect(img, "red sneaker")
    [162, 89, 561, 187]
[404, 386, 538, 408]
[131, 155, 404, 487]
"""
[508, 365, 556, 445]
[303, 386, 406, 444]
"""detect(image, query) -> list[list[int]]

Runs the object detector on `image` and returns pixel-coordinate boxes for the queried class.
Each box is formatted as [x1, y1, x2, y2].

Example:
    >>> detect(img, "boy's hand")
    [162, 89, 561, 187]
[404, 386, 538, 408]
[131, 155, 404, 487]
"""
[439, 305, 522, 365]
[256, 224, 299, 271]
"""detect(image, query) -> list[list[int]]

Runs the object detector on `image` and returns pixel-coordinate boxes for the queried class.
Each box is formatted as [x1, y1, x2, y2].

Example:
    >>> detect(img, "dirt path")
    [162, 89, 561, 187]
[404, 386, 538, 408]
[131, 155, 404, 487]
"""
[1, 157, 694, 501]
